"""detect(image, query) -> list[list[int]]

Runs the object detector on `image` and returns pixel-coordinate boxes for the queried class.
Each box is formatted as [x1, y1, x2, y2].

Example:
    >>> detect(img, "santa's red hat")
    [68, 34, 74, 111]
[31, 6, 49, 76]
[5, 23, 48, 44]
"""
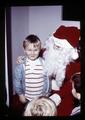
[53, 25, 80, 48]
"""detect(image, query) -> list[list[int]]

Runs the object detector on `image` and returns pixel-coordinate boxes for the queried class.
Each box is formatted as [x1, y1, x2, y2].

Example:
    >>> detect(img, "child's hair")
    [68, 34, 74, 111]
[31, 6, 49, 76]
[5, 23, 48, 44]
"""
[23, 34, 41, 49]
[71, 72, 80, 93]
[24, 96, 56, 116]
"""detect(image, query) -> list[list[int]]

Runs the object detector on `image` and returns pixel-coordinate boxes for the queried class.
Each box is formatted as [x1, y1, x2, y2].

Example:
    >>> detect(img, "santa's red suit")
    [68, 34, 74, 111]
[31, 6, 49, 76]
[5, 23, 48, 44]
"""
[51, 59, 80, 116]
[43, 25, 80, 116]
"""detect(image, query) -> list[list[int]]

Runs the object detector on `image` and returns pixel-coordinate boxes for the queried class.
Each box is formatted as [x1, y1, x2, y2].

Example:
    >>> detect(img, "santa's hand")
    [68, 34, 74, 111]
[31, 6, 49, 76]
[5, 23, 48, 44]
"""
[19, 94, 26, 103]
[16, 56, 25, 64]
[52, 79, 60, 91]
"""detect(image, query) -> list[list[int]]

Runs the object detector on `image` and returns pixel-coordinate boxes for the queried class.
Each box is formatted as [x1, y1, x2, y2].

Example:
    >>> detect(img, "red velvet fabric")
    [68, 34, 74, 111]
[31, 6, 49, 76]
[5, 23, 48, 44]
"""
[52, 80, 74, 116]
[51, 59, 80, 116]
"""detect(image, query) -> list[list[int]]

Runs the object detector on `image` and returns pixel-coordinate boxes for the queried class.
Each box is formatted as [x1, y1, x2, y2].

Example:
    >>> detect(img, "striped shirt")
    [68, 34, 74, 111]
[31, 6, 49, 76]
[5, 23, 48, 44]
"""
[25, 58, 45, 101]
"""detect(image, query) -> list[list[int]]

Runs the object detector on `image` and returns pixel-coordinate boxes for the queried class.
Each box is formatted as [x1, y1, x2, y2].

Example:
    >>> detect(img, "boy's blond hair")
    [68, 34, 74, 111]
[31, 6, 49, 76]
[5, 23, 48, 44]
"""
[23, 34, 41, 49]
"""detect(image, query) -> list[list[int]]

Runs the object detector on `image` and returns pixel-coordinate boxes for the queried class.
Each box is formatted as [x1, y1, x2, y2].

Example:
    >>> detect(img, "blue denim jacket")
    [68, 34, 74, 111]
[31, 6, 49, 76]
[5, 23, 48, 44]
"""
[13, 57, 51, 96]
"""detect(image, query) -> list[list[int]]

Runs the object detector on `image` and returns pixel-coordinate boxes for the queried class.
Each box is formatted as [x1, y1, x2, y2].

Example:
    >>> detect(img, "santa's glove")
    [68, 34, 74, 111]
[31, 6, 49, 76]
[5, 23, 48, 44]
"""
[49, 93, 61, 106]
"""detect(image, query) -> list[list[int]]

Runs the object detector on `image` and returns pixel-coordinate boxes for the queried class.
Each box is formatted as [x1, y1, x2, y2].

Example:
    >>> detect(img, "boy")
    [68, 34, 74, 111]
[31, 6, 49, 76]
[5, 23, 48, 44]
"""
[13, 34, 50, 105]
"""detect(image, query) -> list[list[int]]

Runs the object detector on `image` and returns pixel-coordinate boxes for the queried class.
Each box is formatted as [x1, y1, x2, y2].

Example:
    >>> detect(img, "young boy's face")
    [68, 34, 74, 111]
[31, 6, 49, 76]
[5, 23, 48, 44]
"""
[24, 43, 40, 60]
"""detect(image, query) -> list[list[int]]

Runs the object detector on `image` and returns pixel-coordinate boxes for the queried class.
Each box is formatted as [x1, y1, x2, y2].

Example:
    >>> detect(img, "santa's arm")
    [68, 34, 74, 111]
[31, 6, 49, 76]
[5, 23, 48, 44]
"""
[51, 80, 72, 98]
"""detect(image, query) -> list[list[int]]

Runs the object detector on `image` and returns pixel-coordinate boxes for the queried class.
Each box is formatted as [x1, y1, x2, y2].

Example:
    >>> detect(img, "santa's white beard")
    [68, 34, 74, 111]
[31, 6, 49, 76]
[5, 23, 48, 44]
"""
[43, 45, 76, 88]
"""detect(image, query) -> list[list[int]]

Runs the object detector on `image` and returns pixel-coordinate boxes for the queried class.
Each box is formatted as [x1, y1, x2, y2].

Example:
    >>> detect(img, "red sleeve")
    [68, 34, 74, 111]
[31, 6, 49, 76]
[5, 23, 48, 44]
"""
[51, 61, 80, 116]
[66, 60, 80, 81]
[52, 81, 74, 116]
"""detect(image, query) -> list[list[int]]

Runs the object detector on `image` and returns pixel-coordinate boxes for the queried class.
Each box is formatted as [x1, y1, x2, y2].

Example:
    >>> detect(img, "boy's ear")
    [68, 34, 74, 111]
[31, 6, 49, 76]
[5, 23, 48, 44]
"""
[72, 88, 76, 97]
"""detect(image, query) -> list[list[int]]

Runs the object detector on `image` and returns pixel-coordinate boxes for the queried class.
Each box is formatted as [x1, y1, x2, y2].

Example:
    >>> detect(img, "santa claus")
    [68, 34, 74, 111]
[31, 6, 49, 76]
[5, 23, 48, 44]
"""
[43, 25, 80, 116]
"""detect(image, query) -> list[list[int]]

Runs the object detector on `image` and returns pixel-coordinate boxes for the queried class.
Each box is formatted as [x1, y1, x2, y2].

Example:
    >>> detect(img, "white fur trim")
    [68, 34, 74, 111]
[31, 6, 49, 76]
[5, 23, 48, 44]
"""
[52, 36, 73, 49]
[71, 49, 79, 60]
[52, 80, 60, 90]
[49, 93, 61, 106]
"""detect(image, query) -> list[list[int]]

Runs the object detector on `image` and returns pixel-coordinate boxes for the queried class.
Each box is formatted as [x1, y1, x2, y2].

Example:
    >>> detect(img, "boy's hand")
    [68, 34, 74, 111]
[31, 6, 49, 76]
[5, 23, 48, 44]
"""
[19, 94, 26, 103]
[16, 56, 24, 64]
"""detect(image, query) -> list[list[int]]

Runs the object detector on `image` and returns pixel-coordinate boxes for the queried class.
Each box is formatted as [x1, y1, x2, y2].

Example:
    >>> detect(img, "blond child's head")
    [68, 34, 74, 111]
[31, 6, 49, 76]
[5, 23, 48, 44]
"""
[24, 96, 57, 116]
[23, 34, 41, 60]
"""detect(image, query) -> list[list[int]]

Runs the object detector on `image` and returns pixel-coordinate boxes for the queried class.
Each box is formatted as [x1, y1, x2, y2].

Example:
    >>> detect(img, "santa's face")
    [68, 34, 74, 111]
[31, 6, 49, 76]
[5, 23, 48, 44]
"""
[44, 36, 79, 89]
[53, 36, 79, 60]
